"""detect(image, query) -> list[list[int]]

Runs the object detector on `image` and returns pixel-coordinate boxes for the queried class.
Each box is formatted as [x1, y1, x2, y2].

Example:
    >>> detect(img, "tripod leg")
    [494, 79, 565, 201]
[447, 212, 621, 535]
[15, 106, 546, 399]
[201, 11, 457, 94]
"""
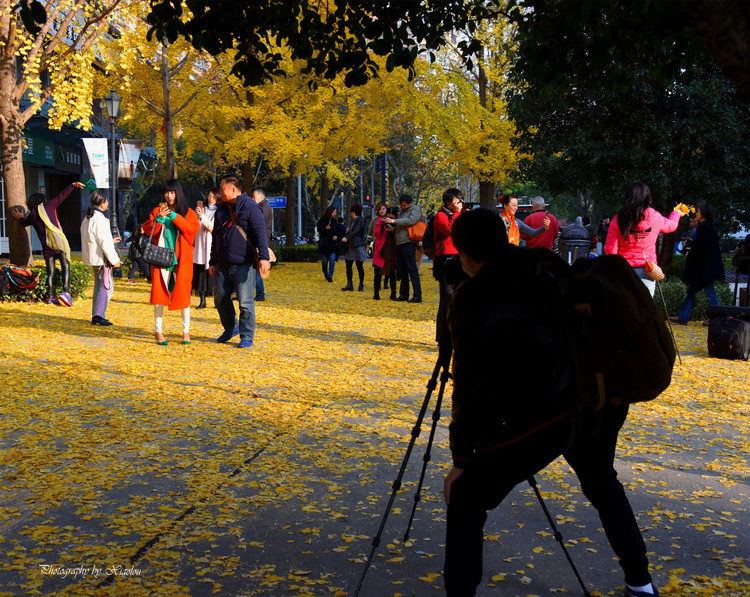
[527, 476, 591, 597]
[403, 365, 451, 541]
[656, 280, 682, 366]
[353, 356, 446, 597]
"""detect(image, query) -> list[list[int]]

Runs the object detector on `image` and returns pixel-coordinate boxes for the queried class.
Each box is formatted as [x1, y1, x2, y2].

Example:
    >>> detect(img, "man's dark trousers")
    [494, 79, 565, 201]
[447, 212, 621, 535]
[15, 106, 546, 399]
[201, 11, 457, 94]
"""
[396, 242, 421, 300]
[444, 405, 651, 596]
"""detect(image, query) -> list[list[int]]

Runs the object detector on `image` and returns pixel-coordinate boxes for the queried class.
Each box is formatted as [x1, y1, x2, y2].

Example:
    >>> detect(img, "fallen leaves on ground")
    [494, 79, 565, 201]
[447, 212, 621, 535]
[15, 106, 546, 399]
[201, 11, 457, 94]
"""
[0, 262, 747, 596]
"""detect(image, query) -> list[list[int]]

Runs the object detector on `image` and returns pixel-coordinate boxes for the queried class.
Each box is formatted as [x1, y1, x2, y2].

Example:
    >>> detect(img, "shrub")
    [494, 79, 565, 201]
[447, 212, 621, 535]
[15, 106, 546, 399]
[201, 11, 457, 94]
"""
[276, 243, 320, 262]
[3, 261, 91, 303]
[120, 255, 133, 275]
[666, 254, 686, 280]
[654, 277, 733, 319]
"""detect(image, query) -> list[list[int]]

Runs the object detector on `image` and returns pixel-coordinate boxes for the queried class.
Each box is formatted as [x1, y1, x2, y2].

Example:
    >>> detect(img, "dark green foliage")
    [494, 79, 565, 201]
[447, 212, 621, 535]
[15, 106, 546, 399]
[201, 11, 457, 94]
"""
[276, 244, 320, 263]
[145, 0, 498, 87]
[4, 262, 90, 303]
[668, 254, 687, 281]
[507, 0, 750, 235]
[654, 277, 733, 320]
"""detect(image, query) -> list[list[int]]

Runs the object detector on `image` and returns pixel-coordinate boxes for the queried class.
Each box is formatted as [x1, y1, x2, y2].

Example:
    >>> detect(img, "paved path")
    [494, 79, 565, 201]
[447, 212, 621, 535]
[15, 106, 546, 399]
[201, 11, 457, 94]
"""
[0, 264, 747, 596]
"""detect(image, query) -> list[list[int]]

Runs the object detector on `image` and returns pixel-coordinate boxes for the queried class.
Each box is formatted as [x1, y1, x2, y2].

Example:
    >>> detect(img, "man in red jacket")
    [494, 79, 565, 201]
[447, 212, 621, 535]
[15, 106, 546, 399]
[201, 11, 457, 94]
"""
[521, 196, 559, 251]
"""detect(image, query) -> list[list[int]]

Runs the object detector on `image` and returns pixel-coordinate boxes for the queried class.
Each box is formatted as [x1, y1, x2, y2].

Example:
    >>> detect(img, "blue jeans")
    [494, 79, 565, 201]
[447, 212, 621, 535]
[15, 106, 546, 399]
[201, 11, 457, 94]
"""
[677, 282, 719, 322]
[214, 263, 256, 342]
[322, 253, 336, 278]
[128, 258, 151, 281]
[255, 269, 265, 299]
[632, 267, 656, 297]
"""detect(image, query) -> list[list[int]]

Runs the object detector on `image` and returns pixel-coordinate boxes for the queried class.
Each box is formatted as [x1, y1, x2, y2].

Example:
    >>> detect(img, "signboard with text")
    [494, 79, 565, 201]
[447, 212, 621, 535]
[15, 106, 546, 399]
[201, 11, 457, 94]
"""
[55, 144, 82, 174]
[267, 196, 287, 208]
[22, 132, 55, 167]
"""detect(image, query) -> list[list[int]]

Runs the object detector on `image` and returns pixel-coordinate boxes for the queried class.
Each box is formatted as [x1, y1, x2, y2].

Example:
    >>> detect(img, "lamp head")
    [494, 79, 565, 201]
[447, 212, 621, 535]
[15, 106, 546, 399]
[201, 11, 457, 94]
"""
[104, 90, 122, 120]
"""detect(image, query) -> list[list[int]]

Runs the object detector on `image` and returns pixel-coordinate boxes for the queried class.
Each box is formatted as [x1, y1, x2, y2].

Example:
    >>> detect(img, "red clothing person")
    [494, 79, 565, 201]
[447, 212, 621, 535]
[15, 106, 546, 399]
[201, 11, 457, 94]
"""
[521, 197, 559, 250]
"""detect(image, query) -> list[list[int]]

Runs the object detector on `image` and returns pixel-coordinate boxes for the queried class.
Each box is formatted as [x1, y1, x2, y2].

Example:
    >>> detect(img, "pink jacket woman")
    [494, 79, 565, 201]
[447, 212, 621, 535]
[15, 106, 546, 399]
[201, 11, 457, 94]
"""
[604, 207, 681, 267]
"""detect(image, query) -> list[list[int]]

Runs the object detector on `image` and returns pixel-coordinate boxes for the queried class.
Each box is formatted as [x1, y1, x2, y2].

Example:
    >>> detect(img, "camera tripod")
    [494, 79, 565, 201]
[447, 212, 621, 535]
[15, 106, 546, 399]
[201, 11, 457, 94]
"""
[353, 346, 591, 597]
[656, 280, 682, 365]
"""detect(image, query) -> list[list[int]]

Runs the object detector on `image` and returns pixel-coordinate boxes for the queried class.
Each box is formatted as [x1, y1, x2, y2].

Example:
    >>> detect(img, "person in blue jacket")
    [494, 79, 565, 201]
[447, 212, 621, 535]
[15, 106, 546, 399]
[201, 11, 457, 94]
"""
[209, 175, 270, 349]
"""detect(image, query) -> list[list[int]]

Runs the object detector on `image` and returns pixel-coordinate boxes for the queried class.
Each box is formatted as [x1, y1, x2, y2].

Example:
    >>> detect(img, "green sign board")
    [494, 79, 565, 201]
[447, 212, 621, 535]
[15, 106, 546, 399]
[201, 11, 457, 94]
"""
[84, 178, 98, 191]
[22, 132, 55, 167]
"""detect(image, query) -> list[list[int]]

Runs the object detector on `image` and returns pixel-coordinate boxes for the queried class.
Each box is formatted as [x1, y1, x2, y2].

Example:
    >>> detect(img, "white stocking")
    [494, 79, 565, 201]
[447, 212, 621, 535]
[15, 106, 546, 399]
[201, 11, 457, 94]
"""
[154, 304, 165, 333]
[182, 307, 190, 334]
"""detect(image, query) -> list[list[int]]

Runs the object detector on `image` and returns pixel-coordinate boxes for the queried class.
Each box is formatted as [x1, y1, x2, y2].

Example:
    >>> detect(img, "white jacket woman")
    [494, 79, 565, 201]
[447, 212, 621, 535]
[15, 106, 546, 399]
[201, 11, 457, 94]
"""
[80, 191, 121, 325]
[192, 188, 218, 309]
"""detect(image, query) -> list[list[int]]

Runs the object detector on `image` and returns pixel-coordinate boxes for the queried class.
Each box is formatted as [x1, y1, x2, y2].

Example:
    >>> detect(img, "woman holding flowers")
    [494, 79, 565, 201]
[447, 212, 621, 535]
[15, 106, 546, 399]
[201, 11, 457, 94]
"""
[604, 181, 686, 296]
[143, 179, 199, 345]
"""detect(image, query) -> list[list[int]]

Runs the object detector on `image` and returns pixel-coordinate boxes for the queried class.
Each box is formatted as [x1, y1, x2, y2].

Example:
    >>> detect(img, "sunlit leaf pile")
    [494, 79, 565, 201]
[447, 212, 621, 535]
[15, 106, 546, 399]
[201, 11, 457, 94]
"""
[0, 263, 747, 596]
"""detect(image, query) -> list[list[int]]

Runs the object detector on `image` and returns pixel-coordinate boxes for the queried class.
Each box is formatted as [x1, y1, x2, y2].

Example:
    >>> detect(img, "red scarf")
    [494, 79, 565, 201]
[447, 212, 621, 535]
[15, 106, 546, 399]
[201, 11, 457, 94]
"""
[502, 209, 520, 246]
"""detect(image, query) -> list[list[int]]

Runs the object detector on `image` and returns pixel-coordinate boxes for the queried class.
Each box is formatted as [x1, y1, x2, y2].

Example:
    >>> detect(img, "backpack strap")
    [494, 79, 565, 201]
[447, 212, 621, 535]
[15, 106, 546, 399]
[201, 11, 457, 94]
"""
[230, 208, 260, 268]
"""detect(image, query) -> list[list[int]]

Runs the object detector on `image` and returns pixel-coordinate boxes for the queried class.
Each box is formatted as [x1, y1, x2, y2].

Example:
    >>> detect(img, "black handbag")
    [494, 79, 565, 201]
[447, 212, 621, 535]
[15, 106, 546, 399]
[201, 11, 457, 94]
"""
[140, 225, 175, 269]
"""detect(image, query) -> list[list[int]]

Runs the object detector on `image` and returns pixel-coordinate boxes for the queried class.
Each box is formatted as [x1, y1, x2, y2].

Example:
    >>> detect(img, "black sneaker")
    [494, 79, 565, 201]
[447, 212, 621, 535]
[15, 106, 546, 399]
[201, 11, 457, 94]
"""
[92, 315, 113, 326]
[407, 297, 422, 303]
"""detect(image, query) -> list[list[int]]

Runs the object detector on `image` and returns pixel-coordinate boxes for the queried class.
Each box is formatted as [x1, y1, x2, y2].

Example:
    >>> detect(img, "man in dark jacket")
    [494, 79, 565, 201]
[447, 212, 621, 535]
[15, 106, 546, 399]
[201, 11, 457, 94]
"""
[209, 175, 270, 348]
[443, 208, 658, 597]
[252, 189, 273, 301]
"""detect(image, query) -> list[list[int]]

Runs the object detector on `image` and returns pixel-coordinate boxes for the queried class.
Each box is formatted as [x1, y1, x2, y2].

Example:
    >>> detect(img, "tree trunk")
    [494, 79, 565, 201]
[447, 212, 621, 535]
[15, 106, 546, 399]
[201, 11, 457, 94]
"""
[285, 163, 296, 247]
[478, 181, 496, 209]
[161, 45, 176, 179]
[0, 103, 32, 266]
[319, 168, 330, 216]
[241, 160, 253, 189]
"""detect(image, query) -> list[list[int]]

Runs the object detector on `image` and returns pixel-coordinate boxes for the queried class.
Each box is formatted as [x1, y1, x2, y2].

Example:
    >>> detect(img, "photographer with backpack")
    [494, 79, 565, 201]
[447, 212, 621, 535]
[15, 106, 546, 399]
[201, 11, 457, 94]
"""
[443, 208, 659, 597]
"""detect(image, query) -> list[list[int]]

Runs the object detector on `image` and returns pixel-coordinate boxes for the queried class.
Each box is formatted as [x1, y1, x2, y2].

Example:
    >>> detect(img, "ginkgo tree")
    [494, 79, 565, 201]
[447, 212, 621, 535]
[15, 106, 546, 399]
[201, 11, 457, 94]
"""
[93, 2, 226, 185]
[0, 0, 123, 265]
[179, 46, 418, 244]
[414, 18, 522, 208]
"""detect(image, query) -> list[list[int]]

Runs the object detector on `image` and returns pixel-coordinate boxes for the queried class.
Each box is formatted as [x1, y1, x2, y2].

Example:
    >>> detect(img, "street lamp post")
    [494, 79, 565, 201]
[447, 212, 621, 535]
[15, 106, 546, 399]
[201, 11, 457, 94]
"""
[103, 90, 122, 241]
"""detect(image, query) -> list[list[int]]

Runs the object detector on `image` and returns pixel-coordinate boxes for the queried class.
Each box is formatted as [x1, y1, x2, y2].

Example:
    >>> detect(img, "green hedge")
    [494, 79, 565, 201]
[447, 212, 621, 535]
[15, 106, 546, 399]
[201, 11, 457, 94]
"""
[654, 277, 733, 320]
[2, 262, 91, 303]
[666, 253, 686, 280]
[275, 243, 320, 262]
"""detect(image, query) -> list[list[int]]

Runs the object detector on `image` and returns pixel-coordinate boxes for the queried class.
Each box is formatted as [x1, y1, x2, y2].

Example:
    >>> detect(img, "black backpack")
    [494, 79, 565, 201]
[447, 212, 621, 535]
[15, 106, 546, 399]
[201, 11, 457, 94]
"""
[421, 214, 436, 259]
[538, 253, 676, 410]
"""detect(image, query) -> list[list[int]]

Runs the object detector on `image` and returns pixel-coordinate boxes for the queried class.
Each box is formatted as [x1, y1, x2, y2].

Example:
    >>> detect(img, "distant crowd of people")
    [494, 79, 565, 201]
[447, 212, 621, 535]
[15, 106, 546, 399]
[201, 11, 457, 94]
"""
[317, 194, 425, 302]
[15, 177, 738, 339]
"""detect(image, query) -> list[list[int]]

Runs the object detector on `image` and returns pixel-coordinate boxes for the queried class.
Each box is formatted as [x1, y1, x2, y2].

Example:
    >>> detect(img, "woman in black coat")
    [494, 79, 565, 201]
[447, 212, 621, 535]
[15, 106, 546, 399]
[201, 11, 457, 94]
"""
[341, 203, 367, 291]
[317, 205, 339, 282]
[671, 201, 725, 324]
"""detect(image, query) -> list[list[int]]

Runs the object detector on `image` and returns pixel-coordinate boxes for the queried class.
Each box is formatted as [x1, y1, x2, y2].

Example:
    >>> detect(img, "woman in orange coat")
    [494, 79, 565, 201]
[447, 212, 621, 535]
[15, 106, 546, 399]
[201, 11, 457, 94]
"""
[143, 179, 200, 345]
